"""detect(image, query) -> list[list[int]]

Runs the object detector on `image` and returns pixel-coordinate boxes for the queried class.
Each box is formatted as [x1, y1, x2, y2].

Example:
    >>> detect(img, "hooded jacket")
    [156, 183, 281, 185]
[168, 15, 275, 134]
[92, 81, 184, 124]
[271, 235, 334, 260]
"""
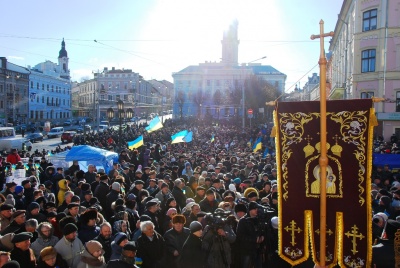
[57, 179, 70, 206]
[76, 247, 106, 268]
[110, 232, 127, 261]
[31, 222, 60, 258]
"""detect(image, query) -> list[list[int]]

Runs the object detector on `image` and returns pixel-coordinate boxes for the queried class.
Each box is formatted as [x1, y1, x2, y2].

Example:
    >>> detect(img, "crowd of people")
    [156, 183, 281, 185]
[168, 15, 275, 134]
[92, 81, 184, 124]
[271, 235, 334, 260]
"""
[0, 119, 398, 268]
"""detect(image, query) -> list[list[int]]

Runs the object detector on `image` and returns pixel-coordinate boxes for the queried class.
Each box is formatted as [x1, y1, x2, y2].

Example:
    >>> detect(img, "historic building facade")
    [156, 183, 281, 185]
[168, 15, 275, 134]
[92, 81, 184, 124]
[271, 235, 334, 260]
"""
[172, 20, 287, 119]
[320, 0, 400, 140]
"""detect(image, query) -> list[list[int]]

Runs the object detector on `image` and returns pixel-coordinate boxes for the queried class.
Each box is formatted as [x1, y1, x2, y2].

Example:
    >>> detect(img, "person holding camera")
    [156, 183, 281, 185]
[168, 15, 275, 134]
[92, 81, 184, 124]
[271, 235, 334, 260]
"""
[201, 209, 236, 268]
[236, 201, 264, 268]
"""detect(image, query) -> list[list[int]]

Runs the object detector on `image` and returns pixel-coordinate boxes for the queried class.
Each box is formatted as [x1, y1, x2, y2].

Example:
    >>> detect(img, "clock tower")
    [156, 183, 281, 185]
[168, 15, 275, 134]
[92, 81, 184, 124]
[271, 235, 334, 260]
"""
[58, 38, 70, 79]
[221, 20, 239, 66]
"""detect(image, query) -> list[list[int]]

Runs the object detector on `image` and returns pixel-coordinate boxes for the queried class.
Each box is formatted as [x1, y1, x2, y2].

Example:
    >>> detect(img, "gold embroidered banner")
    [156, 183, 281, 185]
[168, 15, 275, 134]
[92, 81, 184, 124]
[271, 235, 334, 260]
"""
[275, 99, 376, 267]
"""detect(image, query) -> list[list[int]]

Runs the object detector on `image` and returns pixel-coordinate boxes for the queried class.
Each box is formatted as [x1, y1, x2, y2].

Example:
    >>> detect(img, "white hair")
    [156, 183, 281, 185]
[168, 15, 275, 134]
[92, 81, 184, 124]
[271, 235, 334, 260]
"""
[140, 221, 154, 232]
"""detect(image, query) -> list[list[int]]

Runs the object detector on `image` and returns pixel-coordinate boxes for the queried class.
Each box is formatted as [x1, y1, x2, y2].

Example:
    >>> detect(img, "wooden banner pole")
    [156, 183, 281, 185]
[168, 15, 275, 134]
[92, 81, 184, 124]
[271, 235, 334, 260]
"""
[311, 20, 334, 267]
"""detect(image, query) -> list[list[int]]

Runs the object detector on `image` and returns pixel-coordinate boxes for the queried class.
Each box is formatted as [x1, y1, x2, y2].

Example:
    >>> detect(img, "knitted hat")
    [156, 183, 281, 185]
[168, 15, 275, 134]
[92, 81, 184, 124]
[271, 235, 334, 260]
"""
[40, 246, 57, 261]
[12, 210, 26, 219]
[15, 186, 24, 194]
[248, 201, 259, 211]
[4, 194, 15, 207]
[123, 242, 137, 252]
[112, 182, 121, 191]
[85, 240, 103, 255]
[63, 223, 78, 236]
[28, 202, 40, 211]
[166, 197, 175, 207]
[189, 221, 203, 233]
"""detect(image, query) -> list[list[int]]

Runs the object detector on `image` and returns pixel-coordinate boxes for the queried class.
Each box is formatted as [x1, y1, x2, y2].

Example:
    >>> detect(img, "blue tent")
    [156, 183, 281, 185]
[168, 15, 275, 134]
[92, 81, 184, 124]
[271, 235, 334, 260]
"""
[373, 153, 400, 169]
[65, 145, 119, 173]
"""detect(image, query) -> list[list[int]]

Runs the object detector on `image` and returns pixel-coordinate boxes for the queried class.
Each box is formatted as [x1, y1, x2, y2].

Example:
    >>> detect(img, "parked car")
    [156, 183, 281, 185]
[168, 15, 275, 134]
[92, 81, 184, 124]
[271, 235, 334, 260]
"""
[64, 120, 72, 126]
[25, 133, 44, 143]
[47, 127, 65, 138]
[61, 131, 77, 143]
[98, 125, 108, 133]
[84, 125, 91, 131]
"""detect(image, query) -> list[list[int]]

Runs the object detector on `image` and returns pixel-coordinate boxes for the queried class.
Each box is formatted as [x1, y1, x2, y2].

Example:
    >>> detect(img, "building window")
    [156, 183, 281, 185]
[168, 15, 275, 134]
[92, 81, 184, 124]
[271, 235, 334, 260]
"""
[108, 95, 113, 101]
[47, 85, 49, 91]
[396, 91, 400, 112]
[362, 49, 376, 72]
[363, 9, 377, 31]
[361, 92, 374, 99]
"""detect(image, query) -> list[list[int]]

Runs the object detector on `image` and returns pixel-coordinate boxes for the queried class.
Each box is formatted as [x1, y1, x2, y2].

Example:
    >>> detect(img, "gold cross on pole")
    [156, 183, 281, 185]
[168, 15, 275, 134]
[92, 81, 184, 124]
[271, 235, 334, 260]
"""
[284, 220, 302, 246]
[310, 20, 334, 267]
[345, 225, 365, 255]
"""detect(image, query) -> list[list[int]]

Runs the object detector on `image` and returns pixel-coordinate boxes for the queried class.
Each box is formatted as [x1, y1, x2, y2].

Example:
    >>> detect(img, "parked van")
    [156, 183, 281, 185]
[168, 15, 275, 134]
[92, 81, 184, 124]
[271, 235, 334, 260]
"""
[100, 121, 110, 127]
[98, 125, 109, 133]
[47, 127, 64, 138]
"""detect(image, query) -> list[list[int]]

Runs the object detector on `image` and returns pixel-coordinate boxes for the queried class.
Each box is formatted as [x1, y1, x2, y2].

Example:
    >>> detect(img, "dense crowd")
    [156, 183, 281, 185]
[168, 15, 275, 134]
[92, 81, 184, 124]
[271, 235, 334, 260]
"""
[0, 120, 398, 268]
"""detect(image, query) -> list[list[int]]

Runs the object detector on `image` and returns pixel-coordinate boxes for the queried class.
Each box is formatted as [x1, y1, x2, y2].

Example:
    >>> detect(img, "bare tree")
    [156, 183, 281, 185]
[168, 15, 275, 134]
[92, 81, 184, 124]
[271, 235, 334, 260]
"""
[213, 89, 222, 119]
[193, 89, 204, 117]
[176, 90, 185, 119]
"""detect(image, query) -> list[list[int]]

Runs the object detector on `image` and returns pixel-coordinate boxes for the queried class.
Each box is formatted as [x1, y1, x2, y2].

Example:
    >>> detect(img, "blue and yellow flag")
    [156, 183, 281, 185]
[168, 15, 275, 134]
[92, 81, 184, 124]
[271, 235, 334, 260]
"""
[171, 130, 188, 144]
[211, 134, 215, 143]
[252, 137, 262, 152]
[183, 131, 193, 143]
[145, 116, 163, 133]
[127, 136, 144, 149]
[247, 138, 253, 148]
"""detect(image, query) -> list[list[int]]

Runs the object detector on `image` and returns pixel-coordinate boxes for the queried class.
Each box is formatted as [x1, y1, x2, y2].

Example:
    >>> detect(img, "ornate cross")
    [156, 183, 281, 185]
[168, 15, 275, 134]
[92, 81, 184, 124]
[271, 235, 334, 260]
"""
[284, 220, 302, 246]
[345, 225, 365, 255]
[315, 228, 333, 236]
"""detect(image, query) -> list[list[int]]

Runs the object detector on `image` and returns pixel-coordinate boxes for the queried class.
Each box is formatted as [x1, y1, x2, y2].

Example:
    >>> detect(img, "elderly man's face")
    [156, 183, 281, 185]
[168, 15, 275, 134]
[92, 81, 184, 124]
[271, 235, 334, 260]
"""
[100, 225, 112, 239]
[143, 224, 154, 237]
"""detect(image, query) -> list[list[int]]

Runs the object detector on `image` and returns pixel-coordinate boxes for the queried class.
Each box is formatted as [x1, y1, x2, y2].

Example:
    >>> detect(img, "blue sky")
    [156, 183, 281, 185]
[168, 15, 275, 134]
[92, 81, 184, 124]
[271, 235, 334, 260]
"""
[0, 0, 343, 92]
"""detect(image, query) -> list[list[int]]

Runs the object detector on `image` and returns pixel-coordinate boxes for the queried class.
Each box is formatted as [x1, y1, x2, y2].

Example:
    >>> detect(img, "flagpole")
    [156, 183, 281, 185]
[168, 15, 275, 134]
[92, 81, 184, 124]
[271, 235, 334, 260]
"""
[311, 20, 334, 267]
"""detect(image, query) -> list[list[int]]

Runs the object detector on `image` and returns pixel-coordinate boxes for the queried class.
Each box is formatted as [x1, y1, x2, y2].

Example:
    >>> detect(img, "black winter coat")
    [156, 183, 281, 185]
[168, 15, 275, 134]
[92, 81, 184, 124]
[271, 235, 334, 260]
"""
[94, 181, 110, 209]
[180, 233, 206, 268]
[171, 186, 186, 210]
[163, 227, 190, 267]
[137, 231, 166, 268]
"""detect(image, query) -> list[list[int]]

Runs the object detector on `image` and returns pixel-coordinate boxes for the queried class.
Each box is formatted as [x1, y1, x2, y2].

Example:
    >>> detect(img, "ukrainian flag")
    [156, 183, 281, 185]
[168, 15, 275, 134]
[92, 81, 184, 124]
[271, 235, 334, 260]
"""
[253, 137, 262, 152]
[171, 130, 188, 144]
[247, 138, 253, 148]
[211, 134, 215, 143]
[145, 116, 163, 133]
[183, 131, 193, 143]
[127, 135, 144, 149]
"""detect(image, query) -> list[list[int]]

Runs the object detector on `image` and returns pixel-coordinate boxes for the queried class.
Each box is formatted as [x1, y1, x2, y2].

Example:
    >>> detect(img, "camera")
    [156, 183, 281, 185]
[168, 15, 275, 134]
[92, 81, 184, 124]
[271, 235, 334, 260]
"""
[205, 208, 231, 230]
[255, 204, 276, 234]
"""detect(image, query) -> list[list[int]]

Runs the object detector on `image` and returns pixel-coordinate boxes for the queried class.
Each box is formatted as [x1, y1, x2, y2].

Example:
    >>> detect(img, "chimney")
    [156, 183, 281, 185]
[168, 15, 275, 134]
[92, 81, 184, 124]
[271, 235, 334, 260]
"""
[0, 57, 7, 68]
[112, 67, 115, 71]
[104, 67, 108, 72]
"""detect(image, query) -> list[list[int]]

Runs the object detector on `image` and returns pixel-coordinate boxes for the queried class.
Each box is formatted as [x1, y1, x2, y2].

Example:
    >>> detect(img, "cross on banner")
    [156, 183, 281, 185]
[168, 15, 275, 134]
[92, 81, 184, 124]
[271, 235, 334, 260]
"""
[345, 225, 365, 255]
[284, 220, 302, 246]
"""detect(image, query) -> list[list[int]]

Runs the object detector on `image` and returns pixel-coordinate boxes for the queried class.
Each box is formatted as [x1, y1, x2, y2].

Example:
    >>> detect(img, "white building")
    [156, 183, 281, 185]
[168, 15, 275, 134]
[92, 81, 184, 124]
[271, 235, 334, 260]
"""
[172, 20, 286, 120]
[28, 39, 71, 124]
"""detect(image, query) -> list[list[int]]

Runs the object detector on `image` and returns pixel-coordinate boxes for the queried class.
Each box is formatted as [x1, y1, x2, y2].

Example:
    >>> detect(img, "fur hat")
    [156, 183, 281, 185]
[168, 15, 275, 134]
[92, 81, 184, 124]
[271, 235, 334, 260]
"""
[244, 187, 259, 199]
[80, 209, 98, 225]
[172, 214, 186, 225]
[40, 246, 57, 261]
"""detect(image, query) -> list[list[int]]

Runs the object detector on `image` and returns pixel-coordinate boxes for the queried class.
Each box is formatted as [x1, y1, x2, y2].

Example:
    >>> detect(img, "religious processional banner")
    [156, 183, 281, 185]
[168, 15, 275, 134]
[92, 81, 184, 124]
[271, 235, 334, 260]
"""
[275, 99, 376, 267]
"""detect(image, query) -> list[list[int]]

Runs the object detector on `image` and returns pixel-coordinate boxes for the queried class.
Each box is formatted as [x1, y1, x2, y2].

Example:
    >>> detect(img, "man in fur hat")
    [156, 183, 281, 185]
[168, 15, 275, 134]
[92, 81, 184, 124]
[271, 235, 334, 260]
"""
[163, 214, 190, 267]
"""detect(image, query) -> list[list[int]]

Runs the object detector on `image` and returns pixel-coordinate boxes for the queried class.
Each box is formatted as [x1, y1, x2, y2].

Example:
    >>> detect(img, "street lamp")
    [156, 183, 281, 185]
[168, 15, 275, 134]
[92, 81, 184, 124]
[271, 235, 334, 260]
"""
[117, 100, 124, 137]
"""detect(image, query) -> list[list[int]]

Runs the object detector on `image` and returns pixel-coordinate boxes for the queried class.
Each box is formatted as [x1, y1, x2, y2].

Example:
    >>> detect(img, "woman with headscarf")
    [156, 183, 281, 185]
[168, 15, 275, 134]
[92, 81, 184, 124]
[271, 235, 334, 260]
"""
[113, 220, 132, 240]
